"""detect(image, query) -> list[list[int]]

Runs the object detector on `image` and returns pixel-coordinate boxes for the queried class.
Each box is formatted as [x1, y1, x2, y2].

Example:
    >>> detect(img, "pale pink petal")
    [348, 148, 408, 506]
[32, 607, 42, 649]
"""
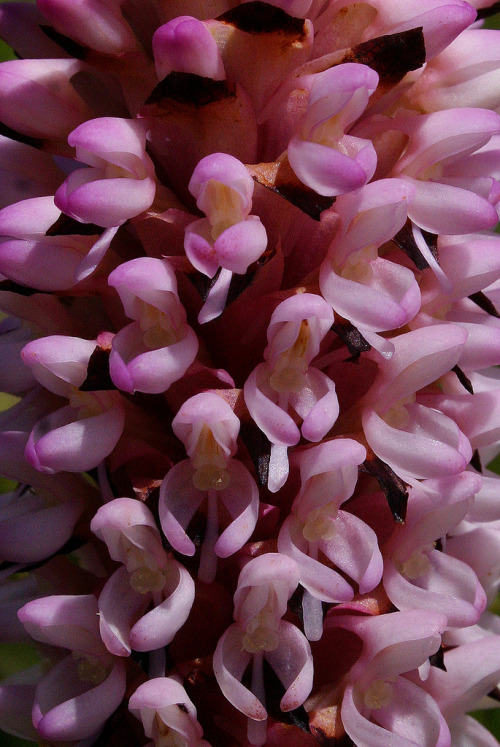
[213, 625, 265, 720]
[129, 561, 195, 651]
[98, 566, 150, 657]
[159, 460, 205, 556]
[321, 510, 383, 594]
[265, 621, 313, 711]
[25, 403, 125, 474]
[215, 460, 259, 558]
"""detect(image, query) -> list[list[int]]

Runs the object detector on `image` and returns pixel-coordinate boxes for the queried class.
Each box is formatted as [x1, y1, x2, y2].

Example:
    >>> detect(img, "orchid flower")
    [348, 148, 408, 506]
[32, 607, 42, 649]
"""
[245, 293, 339, 492]
[213, 553, 313, 746]
[159, 392, 259, 583]
[91, 497, 195, 656]
[184, 153, 268, 323]
[108, 257, 198, 394]
[17, 594, 126, 742]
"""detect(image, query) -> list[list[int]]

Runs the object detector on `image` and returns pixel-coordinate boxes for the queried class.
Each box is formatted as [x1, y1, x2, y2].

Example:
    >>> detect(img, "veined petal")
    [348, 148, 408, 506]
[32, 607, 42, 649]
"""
[265, 621, 313, 711]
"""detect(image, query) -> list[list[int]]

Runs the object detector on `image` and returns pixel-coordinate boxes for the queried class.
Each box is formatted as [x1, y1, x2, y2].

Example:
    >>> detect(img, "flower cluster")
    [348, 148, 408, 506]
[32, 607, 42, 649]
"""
[1, 1, 500, 746]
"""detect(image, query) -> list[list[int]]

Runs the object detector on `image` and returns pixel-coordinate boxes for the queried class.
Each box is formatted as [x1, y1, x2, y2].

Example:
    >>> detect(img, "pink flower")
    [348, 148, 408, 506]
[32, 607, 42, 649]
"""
[328, 610, 450, 746]
[213, 553, 313, 746]
[245, 293, 339, 491]
[108, 257, 198, 394]
[129, 677, 211, 747]
[21, 335, 125, 473]
[55, 117, 156, 227]
[91, 497, 195, 655]
[278, 438, 382, 640]
[17, 594, 126, 742]
[184, 153, 268, 323]
[159, 392, 259, 582]
[286, 64, 379, 196]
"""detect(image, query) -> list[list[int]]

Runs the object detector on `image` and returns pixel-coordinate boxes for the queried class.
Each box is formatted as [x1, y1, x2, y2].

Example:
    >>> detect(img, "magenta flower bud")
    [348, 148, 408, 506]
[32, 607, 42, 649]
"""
[129, 677, 211, 747]
[108, 257, 198, 394]
[55, 117, 156, 227]
[287, 64, 379, 197]
[0, 59, 93, 140]
[153, 17, 225, 80]
[37, 0, 137, 55]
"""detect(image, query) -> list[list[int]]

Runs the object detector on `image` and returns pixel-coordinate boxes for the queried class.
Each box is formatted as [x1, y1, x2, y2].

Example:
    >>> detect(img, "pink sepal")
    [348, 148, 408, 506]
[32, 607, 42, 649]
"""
[265, 621, 314, 711]
[21, 335, 97, 396]
[98, 566, 150, 657]
[25, 400, 125, 474]
[18, 593, 104, 659]
[159, 461, 202, 556]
